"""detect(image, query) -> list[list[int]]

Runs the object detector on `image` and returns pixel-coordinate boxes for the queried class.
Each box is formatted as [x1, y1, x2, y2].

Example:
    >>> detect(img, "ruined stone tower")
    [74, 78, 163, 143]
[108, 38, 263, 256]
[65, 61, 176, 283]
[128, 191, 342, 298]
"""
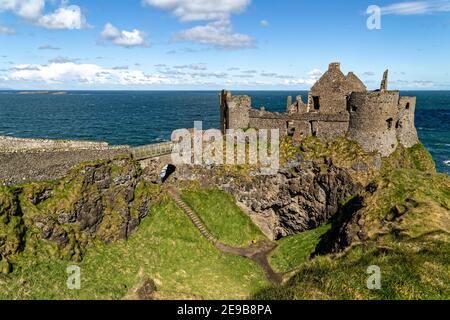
[347, 90, 400, 156]
[220, 63, 419, 157]
[347, 70, 419, 156]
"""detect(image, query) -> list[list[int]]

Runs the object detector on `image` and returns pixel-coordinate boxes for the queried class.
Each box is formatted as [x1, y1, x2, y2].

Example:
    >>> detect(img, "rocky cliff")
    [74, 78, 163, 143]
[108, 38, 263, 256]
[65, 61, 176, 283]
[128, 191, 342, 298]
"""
[0, 157, 156, 272]
[174, 137, 427, 240]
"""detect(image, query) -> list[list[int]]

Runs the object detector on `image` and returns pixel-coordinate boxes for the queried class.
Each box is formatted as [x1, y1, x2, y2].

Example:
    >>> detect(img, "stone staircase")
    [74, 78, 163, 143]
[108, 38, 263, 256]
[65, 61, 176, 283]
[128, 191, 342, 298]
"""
[167, 187, 217, 245]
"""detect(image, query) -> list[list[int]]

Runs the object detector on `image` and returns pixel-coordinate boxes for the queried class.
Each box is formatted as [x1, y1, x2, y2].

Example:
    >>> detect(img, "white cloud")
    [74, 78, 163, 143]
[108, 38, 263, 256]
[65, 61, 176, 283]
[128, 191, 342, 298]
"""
[260, 19, 269, 28]
[48, 56, 78, 63]
[142, 0, 251, 22]
[0, 0, 87, 30]
[0, 24, 15, 34]
[392, 79, 436, 88]
[100, 23, 148, 48]
[9, 62, 169, 85]
[173, 63, 207, 70]
[143, 0, 253, 50]
[380, 0, 450, 15]
[282, 69, 324, 86]
[38, 5, 86, 29]
[0, 0, 45, 20]
[173, 19, 255, 49]
[307, 69, 323, 78]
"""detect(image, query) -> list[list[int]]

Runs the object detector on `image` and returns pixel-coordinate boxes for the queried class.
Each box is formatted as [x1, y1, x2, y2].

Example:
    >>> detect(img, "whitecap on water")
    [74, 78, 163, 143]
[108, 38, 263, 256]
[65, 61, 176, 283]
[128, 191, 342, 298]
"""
[444, 160, 450, 167]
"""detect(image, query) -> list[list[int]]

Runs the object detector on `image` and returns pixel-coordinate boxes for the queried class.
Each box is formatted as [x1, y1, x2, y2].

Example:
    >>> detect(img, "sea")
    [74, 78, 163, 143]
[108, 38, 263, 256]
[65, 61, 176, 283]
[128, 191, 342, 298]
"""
[0, 90, 449, 175]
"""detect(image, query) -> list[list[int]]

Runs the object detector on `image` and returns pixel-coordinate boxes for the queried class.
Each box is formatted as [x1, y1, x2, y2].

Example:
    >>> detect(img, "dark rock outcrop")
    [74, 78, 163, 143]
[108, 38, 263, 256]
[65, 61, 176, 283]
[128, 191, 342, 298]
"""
[176, 159, 362, 240]
[0, 157, 156, 262]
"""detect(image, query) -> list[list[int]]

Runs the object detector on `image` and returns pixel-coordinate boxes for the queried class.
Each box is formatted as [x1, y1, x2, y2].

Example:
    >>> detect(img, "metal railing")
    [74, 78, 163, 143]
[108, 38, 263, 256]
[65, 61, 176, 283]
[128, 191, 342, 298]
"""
[131, 141, 174, 160]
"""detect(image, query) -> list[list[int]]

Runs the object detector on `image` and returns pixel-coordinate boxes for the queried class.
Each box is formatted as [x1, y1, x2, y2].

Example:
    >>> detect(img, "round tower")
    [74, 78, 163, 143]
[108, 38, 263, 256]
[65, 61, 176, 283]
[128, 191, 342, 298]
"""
[347, 91, 400, 157]
[397, 97, 419, 148]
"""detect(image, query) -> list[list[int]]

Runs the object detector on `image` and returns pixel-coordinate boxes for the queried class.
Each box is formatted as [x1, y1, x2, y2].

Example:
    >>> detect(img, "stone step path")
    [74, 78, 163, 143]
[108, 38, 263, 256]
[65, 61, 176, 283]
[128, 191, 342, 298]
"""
[166, 186, 283, 285]
[167, 187, 217, 245]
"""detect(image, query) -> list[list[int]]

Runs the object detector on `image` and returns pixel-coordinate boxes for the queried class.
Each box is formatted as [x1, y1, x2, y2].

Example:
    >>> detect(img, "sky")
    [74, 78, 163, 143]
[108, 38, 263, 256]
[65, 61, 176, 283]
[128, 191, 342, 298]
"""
[0, 0, 449, 90]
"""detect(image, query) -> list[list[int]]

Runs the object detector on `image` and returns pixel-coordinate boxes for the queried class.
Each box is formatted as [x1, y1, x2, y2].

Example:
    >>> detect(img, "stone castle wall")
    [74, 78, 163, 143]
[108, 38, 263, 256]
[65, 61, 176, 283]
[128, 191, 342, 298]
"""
[220, 62, 420, 157]
[0, 148, 130, 186]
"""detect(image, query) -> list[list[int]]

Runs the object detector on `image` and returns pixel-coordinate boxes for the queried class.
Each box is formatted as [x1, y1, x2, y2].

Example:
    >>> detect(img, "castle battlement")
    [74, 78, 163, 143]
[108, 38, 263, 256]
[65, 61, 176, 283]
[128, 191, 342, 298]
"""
[220, 62, 419, 157]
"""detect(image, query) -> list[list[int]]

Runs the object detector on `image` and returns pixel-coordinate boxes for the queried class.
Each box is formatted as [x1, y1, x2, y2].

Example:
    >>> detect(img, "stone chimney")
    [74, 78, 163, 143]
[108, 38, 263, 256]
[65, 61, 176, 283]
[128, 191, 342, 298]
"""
[329, 62, 341, 71]
[380, 70, 389, 91]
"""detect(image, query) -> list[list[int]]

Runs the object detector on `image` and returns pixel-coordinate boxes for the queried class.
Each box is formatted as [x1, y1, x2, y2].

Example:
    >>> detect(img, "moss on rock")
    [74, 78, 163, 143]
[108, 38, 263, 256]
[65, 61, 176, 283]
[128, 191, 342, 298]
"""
[0, 157, 159, 267]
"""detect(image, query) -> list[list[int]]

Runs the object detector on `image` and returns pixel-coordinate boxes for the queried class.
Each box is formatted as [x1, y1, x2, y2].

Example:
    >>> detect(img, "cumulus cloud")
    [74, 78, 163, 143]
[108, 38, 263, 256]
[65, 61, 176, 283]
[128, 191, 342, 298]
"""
[0, 0, 87, 30]
[8, 62, 168, 85]
[0, 0, 45, 20]
[142, 0, 251, 22]
[173, 19, 255, 49]
[143, 0, 253, 50]
[380, 0, 450, 15]
[38, 5, 87, 29]
[100, 23, 148, 48]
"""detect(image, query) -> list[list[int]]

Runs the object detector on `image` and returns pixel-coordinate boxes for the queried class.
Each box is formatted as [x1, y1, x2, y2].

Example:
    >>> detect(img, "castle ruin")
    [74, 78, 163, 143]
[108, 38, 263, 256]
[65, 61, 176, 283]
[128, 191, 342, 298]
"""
[220, 62, 419, 157]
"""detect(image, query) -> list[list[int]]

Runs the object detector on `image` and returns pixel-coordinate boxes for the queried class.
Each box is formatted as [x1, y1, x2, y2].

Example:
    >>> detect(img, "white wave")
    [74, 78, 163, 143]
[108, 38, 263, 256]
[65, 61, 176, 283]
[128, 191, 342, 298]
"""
[444, 160, 450, 167]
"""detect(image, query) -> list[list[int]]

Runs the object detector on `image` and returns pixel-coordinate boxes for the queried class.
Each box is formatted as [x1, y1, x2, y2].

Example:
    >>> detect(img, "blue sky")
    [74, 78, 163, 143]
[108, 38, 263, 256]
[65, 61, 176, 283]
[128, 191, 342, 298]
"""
[0, 0, 449, 90]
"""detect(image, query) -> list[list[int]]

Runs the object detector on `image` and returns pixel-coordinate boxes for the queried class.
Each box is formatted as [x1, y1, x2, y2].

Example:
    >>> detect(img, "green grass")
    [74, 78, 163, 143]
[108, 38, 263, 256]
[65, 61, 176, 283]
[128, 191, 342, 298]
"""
[269, 224, 331, 273]
[253, 236, 450, 300]
[182, 189, 267, 247]
[253, 167, 450, 300]
[0, 199, 268, 300]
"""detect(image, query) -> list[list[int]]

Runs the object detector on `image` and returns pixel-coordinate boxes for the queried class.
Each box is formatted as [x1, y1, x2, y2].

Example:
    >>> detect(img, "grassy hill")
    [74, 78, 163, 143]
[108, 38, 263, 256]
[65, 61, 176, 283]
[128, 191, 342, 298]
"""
[0, 198, 268, 300]
[252, 167, 450, 300]
[182, 188, 266, 247]
[1, 141, 448, 300]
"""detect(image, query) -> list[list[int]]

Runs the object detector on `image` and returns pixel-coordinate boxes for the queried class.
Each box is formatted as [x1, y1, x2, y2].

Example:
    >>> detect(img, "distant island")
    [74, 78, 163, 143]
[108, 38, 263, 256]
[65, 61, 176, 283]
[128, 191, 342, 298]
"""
[17, 91, 67, 95]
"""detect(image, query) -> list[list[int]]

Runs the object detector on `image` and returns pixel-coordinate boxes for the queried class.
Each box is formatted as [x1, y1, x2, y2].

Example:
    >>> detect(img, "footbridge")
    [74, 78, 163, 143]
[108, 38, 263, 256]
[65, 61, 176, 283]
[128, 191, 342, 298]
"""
[131, 141, 174, 160]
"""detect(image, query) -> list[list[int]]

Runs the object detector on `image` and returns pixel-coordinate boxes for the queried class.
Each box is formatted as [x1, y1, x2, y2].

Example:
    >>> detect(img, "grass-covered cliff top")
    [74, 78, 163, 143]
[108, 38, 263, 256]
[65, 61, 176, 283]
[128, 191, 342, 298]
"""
[280, 136, 436, 185]
[0, 137, 448, 300]
[252, 142, 450, 300]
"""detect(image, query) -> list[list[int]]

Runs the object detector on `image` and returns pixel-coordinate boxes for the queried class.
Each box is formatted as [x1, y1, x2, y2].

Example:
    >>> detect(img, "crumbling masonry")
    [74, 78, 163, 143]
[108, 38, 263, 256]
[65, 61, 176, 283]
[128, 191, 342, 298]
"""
[220, 62, 419, 157]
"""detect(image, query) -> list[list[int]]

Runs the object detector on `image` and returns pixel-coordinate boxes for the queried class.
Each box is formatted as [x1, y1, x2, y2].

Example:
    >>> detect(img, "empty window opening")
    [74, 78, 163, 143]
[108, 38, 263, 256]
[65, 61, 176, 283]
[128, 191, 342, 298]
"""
[313, 96, 320, 111]
[387, 118, 394, 130]
[405, 103, 410, 110]
[396, 121, 402, 129]
[286, 121, 295, 136]
[310, 121, 317, 137]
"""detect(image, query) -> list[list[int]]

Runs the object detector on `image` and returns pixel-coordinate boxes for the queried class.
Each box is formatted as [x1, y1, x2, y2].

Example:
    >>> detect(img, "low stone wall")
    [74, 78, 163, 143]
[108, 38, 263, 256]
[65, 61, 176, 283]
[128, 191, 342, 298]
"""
[0, 148, 131, 186]
[0, 135, 115, 152]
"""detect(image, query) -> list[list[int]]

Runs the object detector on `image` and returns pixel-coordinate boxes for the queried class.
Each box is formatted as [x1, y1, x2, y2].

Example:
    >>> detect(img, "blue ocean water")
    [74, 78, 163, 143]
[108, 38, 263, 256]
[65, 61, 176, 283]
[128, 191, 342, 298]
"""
[0, 90, 449, 174]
